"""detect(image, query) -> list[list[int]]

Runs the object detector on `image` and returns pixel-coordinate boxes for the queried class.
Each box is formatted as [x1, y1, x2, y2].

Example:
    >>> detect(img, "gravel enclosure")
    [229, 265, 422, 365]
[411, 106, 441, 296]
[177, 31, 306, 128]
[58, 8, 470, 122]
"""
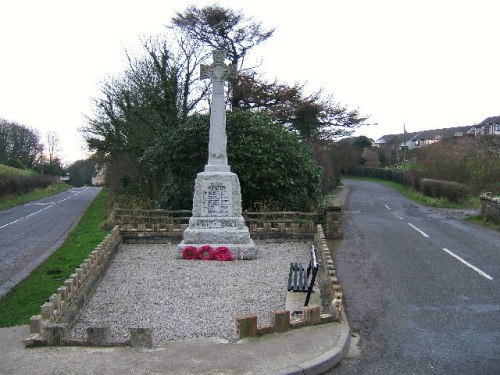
[70, 241, 311, 345]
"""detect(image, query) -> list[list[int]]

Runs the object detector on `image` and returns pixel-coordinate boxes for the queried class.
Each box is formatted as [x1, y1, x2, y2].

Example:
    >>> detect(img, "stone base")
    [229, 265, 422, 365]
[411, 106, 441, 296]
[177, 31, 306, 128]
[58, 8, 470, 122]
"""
[178, 169, 256, 260]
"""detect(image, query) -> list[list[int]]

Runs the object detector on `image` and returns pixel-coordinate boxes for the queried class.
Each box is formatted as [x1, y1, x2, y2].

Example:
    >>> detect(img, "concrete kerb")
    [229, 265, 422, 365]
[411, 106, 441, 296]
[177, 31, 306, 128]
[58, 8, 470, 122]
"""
[335, 184, 352, 208]
[274, 310, 351, 375]
[300, 310, 351, 375]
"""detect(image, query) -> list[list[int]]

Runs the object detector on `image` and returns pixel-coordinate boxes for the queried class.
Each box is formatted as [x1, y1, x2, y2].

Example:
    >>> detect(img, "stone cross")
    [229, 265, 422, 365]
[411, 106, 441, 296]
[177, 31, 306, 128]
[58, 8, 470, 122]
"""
[178, 49, 255, 259]
[200, 49, 237, 173]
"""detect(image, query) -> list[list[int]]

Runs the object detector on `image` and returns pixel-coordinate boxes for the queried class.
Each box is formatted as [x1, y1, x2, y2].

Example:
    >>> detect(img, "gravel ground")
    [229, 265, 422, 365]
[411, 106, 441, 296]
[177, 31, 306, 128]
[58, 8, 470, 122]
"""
[70, 241, 310, 345]
[428, 207, 480, 220]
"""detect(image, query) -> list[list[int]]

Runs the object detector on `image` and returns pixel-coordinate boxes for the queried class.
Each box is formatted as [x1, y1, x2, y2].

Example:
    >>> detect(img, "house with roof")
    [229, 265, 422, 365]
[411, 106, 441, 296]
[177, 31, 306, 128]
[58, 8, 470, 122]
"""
[374, 116, 500, 151]
[468, 116, 500, 136]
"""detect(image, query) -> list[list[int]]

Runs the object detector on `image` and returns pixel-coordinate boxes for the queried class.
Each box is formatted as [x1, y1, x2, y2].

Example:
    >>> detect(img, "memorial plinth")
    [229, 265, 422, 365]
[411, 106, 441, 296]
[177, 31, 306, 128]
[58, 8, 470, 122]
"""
[178, 171, 255, 259]
[177, 49, 255, 259]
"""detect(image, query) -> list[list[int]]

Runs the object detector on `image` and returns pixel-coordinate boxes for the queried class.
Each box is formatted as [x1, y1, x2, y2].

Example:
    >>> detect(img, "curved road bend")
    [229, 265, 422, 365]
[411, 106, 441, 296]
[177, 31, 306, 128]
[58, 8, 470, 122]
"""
[330, 179, 500, 375]
[0, 187, 102, 297]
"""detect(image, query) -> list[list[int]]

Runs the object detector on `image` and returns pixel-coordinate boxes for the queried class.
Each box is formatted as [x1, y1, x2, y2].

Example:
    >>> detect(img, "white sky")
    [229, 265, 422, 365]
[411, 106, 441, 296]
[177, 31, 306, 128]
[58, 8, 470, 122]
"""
[1, 0, 499, 164]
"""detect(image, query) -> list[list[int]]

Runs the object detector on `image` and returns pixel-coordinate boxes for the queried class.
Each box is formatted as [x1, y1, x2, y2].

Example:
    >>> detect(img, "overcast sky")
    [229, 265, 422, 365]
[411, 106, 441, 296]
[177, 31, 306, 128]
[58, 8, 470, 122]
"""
[1, 0, 498, 164]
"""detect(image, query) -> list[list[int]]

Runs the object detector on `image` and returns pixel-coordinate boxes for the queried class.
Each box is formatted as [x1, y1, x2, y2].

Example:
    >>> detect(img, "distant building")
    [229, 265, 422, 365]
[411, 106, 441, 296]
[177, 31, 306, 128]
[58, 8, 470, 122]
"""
[91, 164, 106, 186]
[469, 116, 500, 136]
[374, 116, 500, 151]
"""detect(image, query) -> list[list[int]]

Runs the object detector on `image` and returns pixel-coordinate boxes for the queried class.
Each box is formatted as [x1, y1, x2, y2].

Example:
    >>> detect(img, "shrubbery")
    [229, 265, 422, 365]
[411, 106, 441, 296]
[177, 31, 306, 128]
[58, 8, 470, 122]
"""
[420, 179, 470, 203]
[412, 136, 500, 194]
[143, 110, 323, 211]
[0, 174, 55, 198]
[349, 166, 470, 203]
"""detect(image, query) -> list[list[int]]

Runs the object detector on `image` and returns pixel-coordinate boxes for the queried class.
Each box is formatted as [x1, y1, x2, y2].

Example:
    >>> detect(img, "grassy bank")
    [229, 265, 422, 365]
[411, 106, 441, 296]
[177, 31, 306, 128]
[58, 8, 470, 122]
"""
[345, 176, 481, 209]
[0, 182, 71, 211]
[0, 164, 38, 177]
[0, 189, 109, 327]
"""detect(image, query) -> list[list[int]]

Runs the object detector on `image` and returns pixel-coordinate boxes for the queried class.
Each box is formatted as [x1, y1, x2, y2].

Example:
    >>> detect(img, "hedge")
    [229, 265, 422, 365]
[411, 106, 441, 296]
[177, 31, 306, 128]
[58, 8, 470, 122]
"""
[349, 166, 420, 188]
[420, 179, 470, 203]
[0, 174, 55, 198]
[349, 167, 470, 203]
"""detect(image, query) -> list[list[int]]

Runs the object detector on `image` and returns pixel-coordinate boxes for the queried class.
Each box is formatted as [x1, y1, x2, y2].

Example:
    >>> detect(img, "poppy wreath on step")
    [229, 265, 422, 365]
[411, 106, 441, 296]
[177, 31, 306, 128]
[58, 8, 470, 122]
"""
[215, 246, 234, 261]
[182, 246, 198, 260]
[198, 245, 215, 260]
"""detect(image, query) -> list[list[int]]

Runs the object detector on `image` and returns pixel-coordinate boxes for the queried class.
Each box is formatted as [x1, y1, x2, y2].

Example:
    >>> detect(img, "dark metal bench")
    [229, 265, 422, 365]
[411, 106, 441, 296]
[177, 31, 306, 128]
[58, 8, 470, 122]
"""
[287, 244, 319, 307]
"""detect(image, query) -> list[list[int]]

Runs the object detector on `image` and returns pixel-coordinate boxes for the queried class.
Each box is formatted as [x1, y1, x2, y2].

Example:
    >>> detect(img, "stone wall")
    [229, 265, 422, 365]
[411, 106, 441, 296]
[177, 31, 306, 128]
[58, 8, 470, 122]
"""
[325, 204, 343, 240]
[24, 226, 123, 347]
[324, 187, 350, 240]
[315, 225, 343, 310]
[481, 193, 500, 224]
[115, 207, 318, 242]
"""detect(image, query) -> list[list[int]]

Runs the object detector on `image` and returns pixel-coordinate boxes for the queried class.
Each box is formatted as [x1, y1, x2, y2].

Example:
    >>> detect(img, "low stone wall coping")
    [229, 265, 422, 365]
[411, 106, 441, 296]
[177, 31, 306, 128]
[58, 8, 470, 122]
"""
[25, 226, 123, 347]
[480, 193, 500, 224]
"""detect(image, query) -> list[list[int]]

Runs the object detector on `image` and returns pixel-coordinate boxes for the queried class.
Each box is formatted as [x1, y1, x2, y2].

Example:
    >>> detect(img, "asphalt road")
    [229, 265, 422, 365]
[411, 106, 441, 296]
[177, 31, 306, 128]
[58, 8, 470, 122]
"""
[0, 186, 102, 296]
[330, 180, 500, 374]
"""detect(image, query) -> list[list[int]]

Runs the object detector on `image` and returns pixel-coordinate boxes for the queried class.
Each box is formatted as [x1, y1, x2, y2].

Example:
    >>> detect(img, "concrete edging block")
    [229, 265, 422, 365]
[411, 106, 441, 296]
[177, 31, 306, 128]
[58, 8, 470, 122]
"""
[298, 311, 351, 375]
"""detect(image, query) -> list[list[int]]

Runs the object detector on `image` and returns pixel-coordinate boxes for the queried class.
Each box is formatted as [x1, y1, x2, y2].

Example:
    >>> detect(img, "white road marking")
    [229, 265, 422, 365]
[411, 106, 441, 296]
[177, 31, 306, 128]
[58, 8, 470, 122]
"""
[442, 248, 493, 280]
[385, 204, 391, 210]
[24, 202, 56, 206]
[0, 204, 55, 229]
[408, 223, 429, 238]
[0, 187, 89, 230]
[393, 212, 404, 220]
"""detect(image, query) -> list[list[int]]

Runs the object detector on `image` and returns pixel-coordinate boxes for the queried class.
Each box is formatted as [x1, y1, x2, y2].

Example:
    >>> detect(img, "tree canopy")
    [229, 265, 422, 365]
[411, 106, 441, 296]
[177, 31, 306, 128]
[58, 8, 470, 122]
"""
[231, 72, 368, 141]
[172, 4, 275, 110]
[0, 118, 43, 169]
[172, 4, 274, 70]
[352, 135, 373, 150]
[82, 41, 181, 158]
[66, 159, 96, 187]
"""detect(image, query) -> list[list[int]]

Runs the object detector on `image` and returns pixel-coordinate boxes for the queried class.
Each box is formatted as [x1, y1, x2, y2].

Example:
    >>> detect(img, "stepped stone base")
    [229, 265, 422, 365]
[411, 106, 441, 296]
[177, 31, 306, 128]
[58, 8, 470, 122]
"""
[178, 170, 256, 259]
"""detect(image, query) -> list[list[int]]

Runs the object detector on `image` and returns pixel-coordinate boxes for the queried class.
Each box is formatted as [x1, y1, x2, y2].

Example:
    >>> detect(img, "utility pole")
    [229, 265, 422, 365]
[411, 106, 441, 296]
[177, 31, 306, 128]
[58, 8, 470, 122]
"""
[403, 123, 407, 164]
[403, 123, 407, 186]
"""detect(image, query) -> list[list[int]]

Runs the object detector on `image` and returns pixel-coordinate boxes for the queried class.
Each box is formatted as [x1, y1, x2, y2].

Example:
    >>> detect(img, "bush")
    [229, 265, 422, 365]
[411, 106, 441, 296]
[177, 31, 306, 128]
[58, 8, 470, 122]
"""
[143, 110, 323, 211]
[0, 174, 55, 198]
[412, 136, 500, 194]
[420, 178, 470, 203]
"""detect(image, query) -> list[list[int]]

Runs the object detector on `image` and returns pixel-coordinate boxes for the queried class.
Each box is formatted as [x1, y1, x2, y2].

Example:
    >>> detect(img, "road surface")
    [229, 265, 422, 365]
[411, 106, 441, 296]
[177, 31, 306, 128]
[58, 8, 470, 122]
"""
[0, 187, 102, 296]
[331, 180, 500, 374]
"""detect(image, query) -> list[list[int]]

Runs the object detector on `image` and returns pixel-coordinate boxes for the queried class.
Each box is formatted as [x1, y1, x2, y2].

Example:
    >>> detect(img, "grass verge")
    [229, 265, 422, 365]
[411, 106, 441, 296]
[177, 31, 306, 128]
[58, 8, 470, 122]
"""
[0, 182, 71, 211]
[0, 189, 109, 327]
[345, 176, 481, 209]
[466, 215, 500, 231]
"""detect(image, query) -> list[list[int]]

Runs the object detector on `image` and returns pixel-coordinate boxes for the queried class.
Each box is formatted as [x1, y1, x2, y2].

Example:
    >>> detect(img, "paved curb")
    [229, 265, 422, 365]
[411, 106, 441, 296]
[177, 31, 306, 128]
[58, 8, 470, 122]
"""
[336, 184, 352, 208]
[274, 297, 351, 375]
